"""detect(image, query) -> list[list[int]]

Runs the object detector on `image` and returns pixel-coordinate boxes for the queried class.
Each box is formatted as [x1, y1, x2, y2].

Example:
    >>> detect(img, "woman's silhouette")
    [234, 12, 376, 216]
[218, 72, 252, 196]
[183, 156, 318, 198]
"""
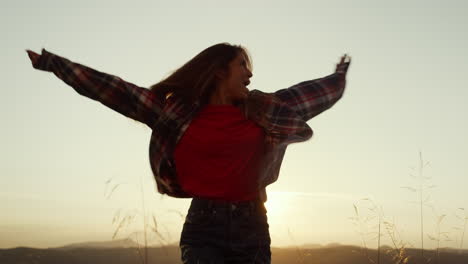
[27, 43, 350, 264]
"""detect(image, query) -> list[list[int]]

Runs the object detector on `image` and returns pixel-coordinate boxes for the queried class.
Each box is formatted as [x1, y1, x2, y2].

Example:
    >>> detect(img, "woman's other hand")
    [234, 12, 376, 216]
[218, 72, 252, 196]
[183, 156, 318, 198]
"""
[26, 49, 41, 68]
[335, 54, 351, 76]
[26, 49, 45, 69]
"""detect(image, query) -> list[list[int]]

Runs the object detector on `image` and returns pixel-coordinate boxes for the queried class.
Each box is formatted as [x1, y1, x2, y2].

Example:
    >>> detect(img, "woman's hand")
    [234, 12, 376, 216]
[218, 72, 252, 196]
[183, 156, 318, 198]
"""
[335, 54, 351, 75]
[26, 49, 41, 69]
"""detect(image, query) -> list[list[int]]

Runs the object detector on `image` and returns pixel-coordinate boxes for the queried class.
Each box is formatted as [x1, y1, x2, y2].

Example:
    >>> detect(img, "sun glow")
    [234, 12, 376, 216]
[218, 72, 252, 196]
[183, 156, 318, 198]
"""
[265, 191, 356, 217]
[264, 191, 293, 217]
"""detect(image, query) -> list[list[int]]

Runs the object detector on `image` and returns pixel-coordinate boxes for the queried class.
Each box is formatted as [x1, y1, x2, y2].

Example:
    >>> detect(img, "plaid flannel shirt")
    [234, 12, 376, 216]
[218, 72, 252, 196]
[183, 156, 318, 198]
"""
[31, 49, 348, 202]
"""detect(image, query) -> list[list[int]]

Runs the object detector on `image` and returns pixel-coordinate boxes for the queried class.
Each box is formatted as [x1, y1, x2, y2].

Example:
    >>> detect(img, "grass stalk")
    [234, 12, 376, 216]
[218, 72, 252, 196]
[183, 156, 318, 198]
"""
[287, 228, 306, 264]
[139, 175, 148, 264]
[418, 151, 425, 258]
[461, 216, 467, 250]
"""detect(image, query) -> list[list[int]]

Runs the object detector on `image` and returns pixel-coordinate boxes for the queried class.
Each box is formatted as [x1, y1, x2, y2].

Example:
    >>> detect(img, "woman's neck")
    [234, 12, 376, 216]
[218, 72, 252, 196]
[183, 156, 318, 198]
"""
[209, 86, 233, 105]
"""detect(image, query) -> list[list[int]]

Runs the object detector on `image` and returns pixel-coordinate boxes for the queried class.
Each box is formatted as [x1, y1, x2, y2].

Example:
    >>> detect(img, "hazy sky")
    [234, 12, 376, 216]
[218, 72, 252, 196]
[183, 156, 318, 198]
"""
[1, 0, 467, 249]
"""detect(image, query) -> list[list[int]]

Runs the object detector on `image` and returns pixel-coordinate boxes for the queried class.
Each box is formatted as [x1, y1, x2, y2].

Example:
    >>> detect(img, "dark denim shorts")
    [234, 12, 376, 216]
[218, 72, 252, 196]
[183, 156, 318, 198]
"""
[180, 197, 271, 264]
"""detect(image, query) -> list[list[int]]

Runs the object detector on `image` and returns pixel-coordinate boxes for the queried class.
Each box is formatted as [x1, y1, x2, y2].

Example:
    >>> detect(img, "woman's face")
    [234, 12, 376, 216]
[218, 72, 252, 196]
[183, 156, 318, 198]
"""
[219, 52, 253, 103]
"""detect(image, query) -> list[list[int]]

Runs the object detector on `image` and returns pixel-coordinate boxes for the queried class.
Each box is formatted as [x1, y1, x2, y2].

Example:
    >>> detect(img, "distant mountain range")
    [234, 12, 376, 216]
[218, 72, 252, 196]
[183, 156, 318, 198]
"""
[1, 241, 467, 264]
[57, 238, 141, 249]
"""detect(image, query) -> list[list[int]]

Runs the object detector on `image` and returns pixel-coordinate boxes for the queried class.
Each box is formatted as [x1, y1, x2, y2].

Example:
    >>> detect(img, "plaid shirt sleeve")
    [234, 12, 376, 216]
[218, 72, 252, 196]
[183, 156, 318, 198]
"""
[31, 49, 163, 126]
[273, 63, 349, 121]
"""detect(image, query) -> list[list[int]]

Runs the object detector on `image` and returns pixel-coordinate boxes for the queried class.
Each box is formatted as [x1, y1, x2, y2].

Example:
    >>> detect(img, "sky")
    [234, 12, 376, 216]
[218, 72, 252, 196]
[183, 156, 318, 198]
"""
[1, 0, 468, 249]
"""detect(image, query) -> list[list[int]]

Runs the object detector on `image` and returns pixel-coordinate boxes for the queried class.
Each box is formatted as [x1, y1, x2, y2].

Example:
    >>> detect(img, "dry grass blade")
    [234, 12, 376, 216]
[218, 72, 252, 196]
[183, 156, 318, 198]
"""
[353, 204, 359, 216]
[167, 209, 185, 219]
[106, 183, 121, 200]
[112, 209, 122, 225]
[151, 214, 169, 245]
[112, 215, 128, 240]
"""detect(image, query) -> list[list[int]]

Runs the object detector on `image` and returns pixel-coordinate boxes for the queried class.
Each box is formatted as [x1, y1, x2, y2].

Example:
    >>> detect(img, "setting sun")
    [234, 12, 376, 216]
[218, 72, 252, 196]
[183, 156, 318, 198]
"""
[265, 191, 291, 217]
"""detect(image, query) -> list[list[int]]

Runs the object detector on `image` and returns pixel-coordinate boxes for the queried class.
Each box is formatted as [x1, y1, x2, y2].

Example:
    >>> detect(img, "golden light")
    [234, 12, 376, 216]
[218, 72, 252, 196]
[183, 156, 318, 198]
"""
[264, 191, 293, 217]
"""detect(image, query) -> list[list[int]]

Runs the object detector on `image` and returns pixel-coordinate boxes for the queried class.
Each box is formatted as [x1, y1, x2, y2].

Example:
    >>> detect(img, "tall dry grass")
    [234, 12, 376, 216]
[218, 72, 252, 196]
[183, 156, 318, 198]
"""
[350, 151, 467, 264]
[101, 150, 467, 264]
[454, 208, 468, 253]
[105, 176, 179, 264]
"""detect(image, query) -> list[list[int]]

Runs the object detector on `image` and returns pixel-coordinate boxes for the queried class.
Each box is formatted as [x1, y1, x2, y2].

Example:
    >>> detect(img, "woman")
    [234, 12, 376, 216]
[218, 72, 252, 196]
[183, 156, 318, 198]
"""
[27, 43, 351, 263]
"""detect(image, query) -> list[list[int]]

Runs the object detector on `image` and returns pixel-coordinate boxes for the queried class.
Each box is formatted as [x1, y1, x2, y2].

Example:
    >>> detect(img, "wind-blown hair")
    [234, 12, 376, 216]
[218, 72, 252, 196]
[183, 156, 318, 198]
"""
[150, 43, 252, 105]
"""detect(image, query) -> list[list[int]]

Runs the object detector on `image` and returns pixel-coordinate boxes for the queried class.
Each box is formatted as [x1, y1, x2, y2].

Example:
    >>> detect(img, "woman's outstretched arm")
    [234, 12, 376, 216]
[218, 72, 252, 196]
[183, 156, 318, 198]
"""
[273, 54, 351, 121]
[26, 48, 163, 127]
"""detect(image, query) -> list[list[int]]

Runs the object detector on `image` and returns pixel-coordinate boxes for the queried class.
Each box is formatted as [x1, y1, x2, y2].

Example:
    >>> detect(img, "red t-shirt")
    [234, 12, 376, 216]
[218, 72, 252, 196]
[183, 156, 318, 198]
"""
[173, 104, 265, 202]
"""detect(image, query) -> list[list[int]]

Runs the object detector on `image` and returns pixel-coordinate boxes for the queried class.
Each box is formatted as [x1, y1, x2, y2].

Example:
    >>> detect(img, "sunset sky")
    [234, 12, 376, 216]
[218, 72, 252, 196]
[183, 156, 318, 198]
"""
[1, 0, 467, 249]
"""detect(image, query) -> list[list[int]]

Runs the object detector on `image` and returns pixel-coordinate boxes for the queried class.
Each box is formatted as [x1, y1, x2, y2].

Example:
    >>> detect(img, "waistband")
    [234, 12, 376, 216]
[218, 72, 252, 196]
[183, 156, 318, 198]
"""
[191, 197, 264, 211]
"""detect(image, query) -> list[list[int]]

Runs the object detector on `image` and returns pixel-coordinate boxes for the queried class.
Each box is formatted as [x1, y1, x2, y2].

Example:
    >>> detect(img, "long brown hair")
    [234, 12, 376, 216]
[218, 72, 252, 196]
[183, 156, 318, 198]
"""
[150, 43, 253, 106]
